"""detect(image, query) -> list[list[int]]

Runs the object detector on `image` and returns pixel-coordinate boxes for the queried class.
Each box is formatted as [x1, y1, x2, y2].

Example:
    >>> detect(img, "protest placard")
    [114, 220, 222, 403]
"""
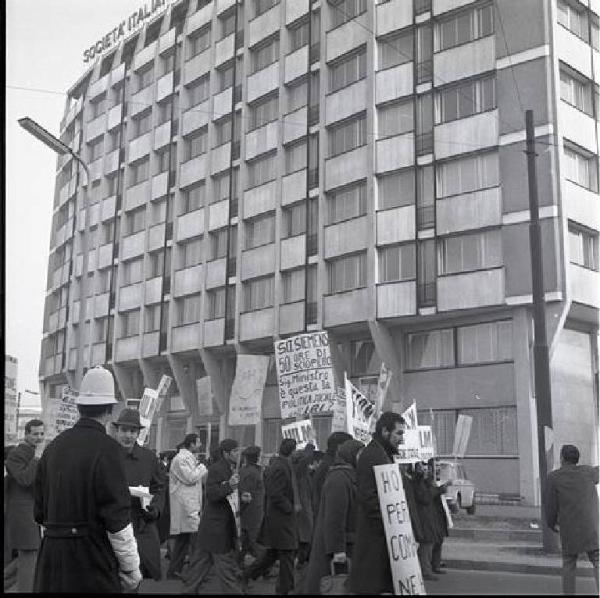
[402, 402, 419, 430]
[395, 429, 421, 464]
[44, 386, 79, 442]
[274, 331, 335, 419]
[228, 355, 270, 426]
[156, 375, 172, 398]
[417, 425, 434, 461]
[345, 375, 373, 444]
[330, 387, 346, 432]
[196, 376, 213, 416]
[374, 464, 426, 595]
[452, 414, 473, 457]
[137, 388, 159, 445]
[281, 419, 318, 450]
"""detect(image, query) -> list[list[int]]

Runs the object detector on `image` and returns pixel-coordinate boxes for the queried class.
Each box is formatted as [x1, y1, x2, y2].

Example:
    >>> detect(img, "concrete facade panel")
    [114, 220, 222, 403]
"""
[121, 231, 145, 261]
[86, 115, 106, 142]
[107, 104, 123, 130]
[284, 46, 309, 84]
[569, 265, 600, 308]
[125, 181, 150, 211]
[437, 268, 505, 311]
[208, 199, 229, 231]
[240, 243, 276, 280]
[183, 50, 212, 86]
[248, 4, 280, 48]
[105, 149, 119, 174]
[239, 307, 275, 341]
[210, 142, 232, 175]
[323, 288, 370, 326]
[173, 264, 204, 298]
[88, 73, 109, 99]
[159, 28, 176, 55]
[375, 63, 413, 105]
[245, 121, 279, 161]
[187, 3, 212, 35]
[203, 318, 225, 347]
[324, 216, 369, 259]
[94, 291, 109, 315]
[436, 187, 502, 235]
[247, 62, 280, 104]
[280, 234, 306, 270]
[101, 195, 116, 222]
[180, 154, 207, 188]
[377, 281, 417, 318]
[285, 0, 309, 25]
[129, 132, 152, 164]
[564, 181, 600, 231]
[281, 170, 307, 206]
[98, 243, 113, 269]
[243, 180, 277, 218]
[148, 224, 165, 252]
[154, 121, 171, 150]
[172, 322, 201, 353]
[178, 209, 205, 241]
[142, 332, 160, 357]
[494, 0, 546, 59]
[376, 0, 412, 37]
[559, 103, 597, 154]
[555, 25, 592, 79]
[433, 0, 476, 15]
[283, 107, 307, 145]
[205, 257, 227, 289]
[156, 72, 174, 103]
[129, 85, 154, 117]
[433, 35, 495, 84]
[377, 205, 416, 245]
[376, 133, 415, 173]
[182, 100, 210, 136]
[279, 301, 305, 335]
[325, 80, 367, 126]
[119, 283, 143, 311]
[435, 111, 498, 160]
[144, 276, 162, 304]
[133, 40, 157, 71]
[151, 171, 169, 200]
[325, 145, 368, 190]
[326, 15, 369, 63]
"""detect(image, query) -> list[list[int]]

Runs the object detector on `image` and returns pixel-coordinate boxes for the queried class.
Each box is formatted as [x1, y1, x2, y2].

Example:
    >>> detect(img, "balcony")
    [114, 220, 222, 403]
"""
[377, 205, 416, 245]
[142, 331, 160, 358]
[105, 149, 119, 174]
[240, 243, 276, 281]
[205, 257, 227, 289]
[183, 49, 212, 86]
[248, 2, 280, 48]
[243, 180, 277, 218]
[324, 216, 368, 259]
[283, 106, 307, 145]
[239, 307, 274, 341]
[563, 181, 600, 231]
[437, 267, 505, 311]
[124, 180, 150, 211]
[101, 195, 117, 222]
[555, 21, 593, 79]
[182, 100, 210, 136]
[85, 114, 107, 143]
[129, 85, 154, 118]
[210, 141, 232, 175]
[187, 1, 212, 35]
[280, 234, 306, 271]
[156, 71, 174, 103]
[323, 288, 370, 327]
[154, 121, 171, 151]
[325, 145, 368, 191]
[284, 45, 309, 85]
[172, 322, 201, 353]
[569, 264, 600, 308]
[377, 281, 417, 318]
[433, 35, 495, 84]
[159, 28, 176, 55]
[115, 335, 140, 362]
[435, 110, 498, 160]
[376, 132, 415, 174]
[129, 132, 152, 163]
[91, 342, 106, 366]
[177, 208, 205, 241]
[437, 187, 502, 235]
[559, 102, 597, 154]
[214, 33, 235, 69]
[279, 301, 305, 335]
[179, 154, 207, 188]
[376, 62, 413, 105]
[376, 0, 412, 37]
[326, 13, 369, 62]
[133, 39, 157, 71]
[208, 199, 229, 231]
[173, 264, 204, 297]
[145, 276, 162, 304]
[281, 170, 307, 209]
[121, 231, 145, 261]
[245, 121, 278, 161]
[326, 80, 367, 127]
[119, 282, 143, 311]
[247, 61, 279, 104]
[204, 318, 225, 347]
[286, 0, 309, 25]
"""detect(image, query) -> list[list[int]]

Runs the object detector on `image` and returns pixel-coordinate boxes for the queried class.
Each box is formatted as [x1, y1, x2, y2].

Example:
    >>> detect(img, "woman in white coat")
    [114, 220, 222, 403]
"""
[166, 434, 207, 579]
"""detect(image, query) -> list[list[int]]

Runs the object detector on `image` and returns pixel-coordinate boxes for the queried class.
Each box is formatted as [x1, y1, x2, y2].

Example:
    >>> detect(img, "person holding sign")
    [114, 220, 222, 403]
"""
[112, 408, 166, 581]
[349, 411, 406, 595]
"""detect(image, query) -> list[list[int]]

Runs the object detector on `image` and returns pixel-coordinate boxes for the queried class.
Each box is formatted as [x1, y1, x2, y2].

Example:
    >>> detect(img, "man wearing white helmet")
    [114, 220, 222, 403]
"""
[32, 366, 142, 593]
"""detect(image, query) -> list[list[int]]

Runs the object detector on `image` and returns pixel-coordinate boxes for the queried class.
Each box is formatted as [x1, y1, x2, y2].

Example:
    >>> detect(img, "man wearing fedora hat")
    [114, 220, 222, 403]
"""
[112, 408, 166, 582]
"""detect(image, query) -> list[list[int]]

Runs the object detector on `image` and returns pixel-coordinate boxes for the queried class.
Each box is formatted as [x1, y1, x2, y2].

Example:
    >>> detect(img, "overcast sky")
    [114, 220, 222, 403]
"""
[6, 0, 156, 397]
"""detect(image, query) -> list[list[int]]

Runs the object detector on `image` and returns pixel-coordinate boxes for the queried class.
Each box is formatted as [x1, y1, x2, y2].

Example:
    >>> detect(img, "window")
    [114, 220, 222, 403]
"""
[249, 94, 279, 130]
[282, 202, 306, 238]
[378, 169, 415, 210]
[560, 65, 594, 115]
[286, 77, 308, 113]
[379, 244, 416, 282]
[285, 139, 307, 174]
[329, 0, 367, 30]
[125, 206, 146, 235]
[592, 14, 599, 50]
[185, 127, 208, 160]
[133, 109, 152, 138]
[220, 10, 236, 39]
[145, 304, 161, 332]
[417, 24, 433, 83]
[378, 99, 413, 138]
[437, 75, 496, 123]
[209, 228, 228, 260]
[161, 51, 175, 76]
[94, 318, 108, 343]
[101, 220, 115, 245]
[147, 249, 166, 278]
[243, 275, 274, 310]
[457, 320, 512, 365]
[155, 148, 170, 174]
[557, 0, 589, 42]
[569, 223, 599, 270]
[181, 182, 205, 213]
[378, 29, 413, 70]
[150, 198, 167, 224]
[245, 212, 275, 248]
[328, 113, 366, 157]
[212, 171, 231, 204]
[328, 252, 366, 293]
[176, 293, 202, 325]
[255, 0, 279, 18]
[436, 152, 499, 198]
[330, 48, 366, 93]
[282, 268, 304, 303]
[137, 64, 154, 91]
[407, 329, 454, 369]
[438, 229, 502, 275]
[351, 340, 381, 375]
[289, 19, 309, 53]
[217, 62, 235, 92]
[208, 287, 226, 319]
[123, 255, 144, 286]
[157, 96, 177, 125]
[251, 36, 280, 74]
[96, 268, 111, 293]
[327, 180, 367, 224]
[436, 3, 493, 51]
[247, 152, 277, 188]
[90, 94, 107, 120]
[179, 236, 204, 269]
[108, 127, 121, 151]
[89, 137, 104, 161]
[188, 26, 211, 59]
[563, 143, 599, 191]
[417, 165, 434, 228]
[188, 74, 210, 107]
[214, 116, 232, 147]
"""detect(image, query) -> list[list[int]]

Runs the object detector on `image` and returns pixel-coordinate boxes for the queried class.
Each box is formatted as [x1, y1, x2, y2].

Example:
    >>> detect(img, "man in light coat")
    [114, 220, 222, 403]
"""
[545, 444, 599, 595]
[167, 433, 207, 579]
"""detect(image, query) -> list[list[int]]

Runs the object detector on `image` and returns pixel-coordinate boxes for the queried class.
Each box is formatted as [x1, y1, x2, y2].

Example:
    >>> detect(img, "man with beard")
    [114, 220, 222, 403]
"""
[349, 411, 406, 595]
[112, 408, 166, 581]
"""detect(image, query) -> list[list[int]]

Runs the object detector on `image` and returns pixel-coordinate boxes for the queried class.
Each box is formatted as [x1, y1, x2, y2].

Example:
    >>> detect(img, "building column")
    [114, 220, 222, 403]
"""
[328, 333, 350, 390]
[112, 363, 138, 401]
[167, 353, 201, 431]
[368, 321, 404, 412]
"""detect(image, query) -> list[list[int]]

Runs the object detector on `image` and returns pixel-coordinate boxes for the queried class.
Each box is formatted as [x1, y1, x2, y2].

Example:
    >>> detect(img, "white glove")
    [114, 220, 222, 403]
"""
[119, 568, 142, 591]
[107, 523, 140, 573]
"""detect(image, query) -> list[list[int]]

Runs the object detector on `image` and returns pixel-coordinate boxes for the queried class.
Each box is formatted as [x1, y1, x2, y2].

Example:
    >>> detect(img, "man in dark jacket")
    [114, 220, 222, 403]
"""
[33, 366, 141, 593]
[182, 439, 244, 594]
[545, 444, 599, 595]
[349, 411, 405, 595]
[112, 408, 166, 581]
[243, 438, 299, 595]
[239, 445, 265, 563]
[5, 418, 44, 592]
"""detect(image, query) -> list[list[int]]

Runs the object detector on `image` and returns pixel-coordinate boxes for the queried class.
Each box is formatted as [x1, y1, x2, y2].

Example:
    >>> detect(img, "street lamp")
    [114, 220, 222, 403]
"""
[19, 116, 92, 389]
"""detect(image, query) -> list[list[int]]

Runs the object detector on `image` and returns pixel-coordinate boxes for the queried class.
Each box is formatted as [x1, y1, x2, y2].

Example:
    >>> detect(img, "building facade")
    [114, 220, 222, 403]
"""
[5, 355, 19, 444]
[40, 0, 599, 503]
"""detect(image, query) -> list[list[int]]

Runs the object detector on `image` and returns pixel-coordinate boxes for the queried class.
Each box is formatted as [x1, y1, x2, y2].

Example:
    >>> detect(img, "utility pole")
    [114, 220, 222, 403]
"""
[525, 110, 557, 552]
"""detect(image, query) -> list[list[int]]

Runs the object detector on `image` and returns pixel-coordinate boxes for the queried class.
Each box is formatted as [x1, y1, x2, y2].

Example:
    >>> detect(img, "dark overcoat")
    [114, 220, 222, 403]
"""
[348, 436, 395, 595]
[431, 483, 449, 541]
[32, 418, 132, 593]
[195, 457, 237, 554]
[5, 441, 41, 550]
[311, 453, 334, 518]
[293, 453, 314, 544]
[413, 475, 443, 543]
[259, 455, 298, 550]
[121, 443, 166, 580]
[401, 470, 424, 543]
[239, 463, 264, 541]
[545, 463, 599, 554]
[304, 462, 357, 594]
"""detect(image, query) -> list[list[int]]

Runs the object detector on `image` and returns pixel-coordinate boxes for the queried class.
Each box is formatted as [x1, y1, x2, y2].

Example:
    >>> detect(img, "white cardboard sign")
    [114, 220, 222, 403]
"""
[345, 375, 374, 444]
[402, 402, 419, 430]
[137, 388, 159, 445]
[452, 414, 473, 458]
[281, 419, 318, 450]
[395, 429, 421, 464]
[417, 425, 435, 461]
[374, 464, 426, 595]
[228, 355, 270, 426]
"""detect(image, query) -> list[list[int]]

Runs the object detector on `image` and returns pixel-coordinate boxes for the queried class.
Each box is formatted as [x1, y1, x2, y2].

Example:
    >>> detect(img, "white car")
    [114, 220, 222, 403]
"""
[437, 460, 476, 515]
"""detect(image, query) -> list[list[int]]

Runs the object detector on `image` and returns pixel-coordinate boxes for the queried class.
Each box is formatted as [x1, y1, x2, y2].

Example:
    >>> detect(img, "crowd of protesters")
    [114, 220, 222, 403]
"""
[4, 365, 598, 594]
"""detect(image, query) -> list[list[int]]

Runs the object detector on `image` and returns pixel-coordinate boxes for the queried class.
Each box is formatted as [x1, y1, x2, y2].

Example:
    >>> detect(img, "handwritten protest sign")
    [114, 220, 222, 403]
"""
[345, 375, 374, 444]
[274, 331, 335, 419]
[281, 419, 318, 450]
[402, 402, 419, 430]
[417, 425, 434, 461]
[452, 414, 473, 457]
[44, 386, 79, 441]
[374, 464, 426, 595]
[331, 387, 347, 432]
[395, 429, 421, 464]
[156, 375, 172, 398]
[228, 355, 270, 425]
[196, 376, 213, 416]
[137, 388, 159, 445]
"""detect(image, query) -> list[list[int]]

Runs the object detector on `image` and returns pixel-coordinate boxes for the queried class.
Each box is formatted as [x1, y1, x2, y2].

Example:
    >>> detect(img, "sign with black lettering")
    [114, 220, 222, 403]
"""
[374, 464, 426, 595]
[274, 331, 335, 419]
[281, 419, 318, 450]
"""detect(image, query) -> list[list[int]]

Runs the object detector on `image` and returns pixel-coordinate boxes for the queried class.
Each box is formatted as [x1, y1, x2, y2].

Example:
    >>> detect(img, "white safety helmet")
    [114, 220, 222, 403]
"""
[75, 366, 118, 405]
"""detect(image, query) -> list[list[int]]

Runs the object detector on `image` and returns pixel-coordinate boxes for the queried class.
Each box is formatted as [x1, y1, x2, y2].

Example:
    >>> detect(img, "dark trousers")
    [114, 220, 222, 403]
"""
[167, 533, 194, 577]
[432, 540, 444, 571]
[182, 548, 241, 594]
[562, 549, 599, 595]
[417, 542, 434, 577]
[246, 548, 296, 595]
[297, 541, 310, 566]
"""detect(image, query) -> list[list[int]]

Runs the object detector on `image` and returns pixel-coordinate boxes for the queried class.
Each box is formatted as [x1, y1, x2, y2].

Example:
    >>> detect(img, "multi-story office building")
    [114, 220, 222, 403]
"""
[40, 0, 599, 503]
[5, 354, 19, 444]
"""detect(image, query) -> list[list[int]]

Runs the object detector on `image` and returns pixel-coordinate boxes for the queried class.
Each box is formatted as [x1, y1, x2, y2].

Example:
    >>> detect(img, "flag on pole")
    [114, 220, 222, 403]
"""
[375, 362, 392, 419]
[345, 373, 374, 444]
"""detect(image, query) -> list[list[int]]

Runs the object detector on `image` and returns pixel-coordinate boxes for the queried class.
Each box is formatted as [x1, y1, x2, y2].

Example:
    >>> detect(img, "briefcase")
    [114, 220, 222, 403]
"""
[319, 560, 350, 595]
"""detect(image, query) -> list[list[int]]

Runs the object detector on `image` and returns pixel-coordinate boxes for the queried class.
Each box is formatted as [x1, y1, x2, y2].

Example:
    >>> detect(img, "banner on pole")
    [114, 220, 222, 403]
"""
[330, 387, 346, 432]
[402, 402, 419, 430]
[156, 375, 172, 398]
[345, 374, 374, 444]
[374, 464, 426, 595]
[196, 376, 213, 416]
[375, 363, 392, 417]
[452, 414, 473, 458]
[228, 355, 270, 426]
[274, 331, 335, 419]
[137, 388, 159, 445]
[281, 419, 318, 450]
[417, 425, 435, 461]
